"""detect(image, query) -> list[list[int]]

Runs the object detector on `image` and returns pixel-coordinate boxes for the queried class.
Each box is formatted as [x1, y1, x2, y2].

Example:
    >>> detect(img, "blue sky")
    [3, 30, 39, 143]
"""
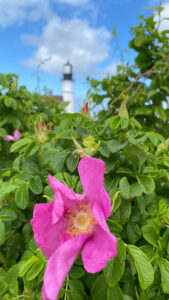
[0, 0, 168, 111]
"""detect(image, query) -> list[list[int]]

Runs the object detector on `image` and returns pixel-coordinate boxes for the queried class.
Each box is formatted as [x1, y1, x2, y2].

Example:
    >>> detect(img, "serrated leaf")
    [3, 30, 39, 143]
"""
[0, 267, 6, 284]
[29, 175, 43, 194]
[0, 209, 17, 221]
[91, 274, 107, 300]
[137, 175, 155, 194]
[0, 220, 5, 246]
[68, 279, 86, 300]
[0, 281, 8, 296]
[107, 284, 123, 300]
[107, 219, 123, 232]
[107, 140, 126, 154]
[66, 153, 79, 172]
[157, 257, 169, 294]
[104, 239, 126, 287]
[112, 200, 131, 224]
[142, 225, 160, 247]
[19, 256, 38, 277]
[130, 183, 143, 197]
[127, 223, 141, 244]
[15, 182, 29, 209]
[69, 266, 85, 279]
[110, 116, 121, 131]
[6, 264, 20, 295]
[24, 141, 39, 158]
[123, 145, 147, 166]
[50, 151, 68, 172]
[119, 177, 130, 198]
[26, 258, 45, 281]
[128, 245, 154, 290]
[10, 138, 32, 153]
[118, 99, 129, 118]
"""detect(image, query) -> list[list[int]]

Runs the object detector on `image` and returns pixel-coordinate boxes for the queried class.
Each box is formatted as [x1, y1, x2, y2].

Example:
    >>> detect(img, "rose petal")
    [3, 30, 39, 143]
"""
[48, 175, 84, 210]
[31, 201, 65, 258]
[81, 203, 117, 273]
[42, 235, 88, 300]
[4, 135, 14, 141]
[78, 157, 111, 218]
[13, 130, 21, 140]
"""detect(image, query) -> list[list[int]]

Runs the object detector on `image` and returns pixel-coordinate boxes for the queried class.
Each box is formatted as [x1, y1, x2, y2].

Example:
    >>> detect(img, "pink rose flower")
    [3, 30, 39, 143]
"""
[31, 157, 117, 300]
[4, 130, 21, 141]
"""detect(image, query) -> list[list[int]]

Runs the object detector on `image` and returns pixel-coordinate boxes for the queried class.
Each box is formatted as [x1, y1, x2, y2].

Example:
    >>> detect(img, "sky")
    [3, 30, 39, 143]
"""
[0, 0, 169, 112]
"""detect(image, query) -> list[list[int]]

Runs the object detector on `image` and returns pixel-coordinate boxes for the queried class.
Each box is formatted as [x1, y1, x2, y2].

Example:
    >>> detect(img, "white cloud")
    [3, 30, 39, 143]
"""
[0, 0, 90, 27]
[0, 0, 51, 27]
[158, 2, 169, 31]
[22, 16, 111, 77]
[54, 0, 89, 5]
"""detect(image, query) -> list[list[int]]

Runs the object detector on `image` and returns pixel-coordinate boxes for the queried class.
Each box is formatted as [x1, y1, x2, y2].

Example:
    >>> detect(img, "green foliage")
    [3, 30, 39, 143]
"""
[0, 5, 169, 300]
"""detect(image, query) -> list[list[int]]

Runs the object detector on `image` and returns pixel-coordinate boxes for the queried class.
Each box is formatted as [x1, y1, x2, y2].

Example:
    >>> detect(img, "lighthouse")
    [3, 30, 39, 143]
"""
[62, 61, 74, 113]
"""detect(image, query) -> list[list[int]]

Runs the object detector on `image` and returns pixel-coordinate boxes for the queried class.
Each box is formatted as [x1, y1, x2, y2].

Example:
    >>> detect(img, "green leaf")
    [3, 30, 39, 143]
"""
[142, 225, 160, 247]
[99, 142, 110, 158]
[127, 223, 142, 244]
[66, 153, 79, 172]
[104, 239, 126, 287]
[15, 182, 29, 209]
[6, 264, 20, 295]
[0, 128, 7, 137]
[0, 281, 8, 296]
[110, 116, 121, 131]
[130, 183, 143, 197]
[155, 106, 168, 122]
[19, 256, 38, 277]
[107, 219, 123, 232]
[50, 151, 68, 172]
[157, 257, 169, 294]
[119, 177, 130, 198]
[4, 96, 12, 107]
[128, 245, 154, 290]
[0, 220, 5, 246]
[68, 279, 86, 300]
[107, 140, 126, 154]
[0, 209, 17, 221]
[10, 138, 32, 153]
[123, 145, 147, 166]
[29, 175, 43, 194]
[107, 284, 123, 300]
[91, 274, 107, 300]
[0, 182, 17, 202]
[24, 141, 39, 158]
[118, 99, 129, 119]
[26, 258, 45, 281]
[161, 228, 169, 253]
[0, 268, 6, 284]
[69, 266, 85, 279]
[112, 200, 131, 224]
[137, 176, 155, 194]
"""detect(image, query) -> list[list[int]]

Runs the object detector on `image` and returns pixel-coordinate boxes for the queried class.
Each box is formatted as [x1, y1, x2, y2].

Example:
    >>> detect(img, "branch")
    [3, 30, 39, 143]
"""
[108, 54, 169, 107]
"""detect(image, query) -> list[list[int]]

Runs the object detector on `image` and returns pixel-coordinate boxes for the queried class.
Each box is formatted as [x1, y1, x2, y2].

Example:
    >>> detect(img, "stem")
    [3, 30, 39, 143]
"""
[64, 275, 69, 300]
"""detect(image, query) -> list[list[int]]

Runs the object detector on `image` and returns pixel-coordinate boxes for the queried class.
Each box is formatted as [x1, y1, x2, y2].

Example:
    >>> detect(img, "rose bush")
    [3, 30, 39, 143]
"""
[0, 6, 169, 300]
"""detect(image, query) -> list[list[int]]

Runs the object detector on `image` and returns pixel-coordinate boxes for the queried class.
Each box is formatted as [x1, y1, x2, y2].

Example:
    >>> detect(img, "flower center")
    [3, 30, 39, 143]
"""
[65, 202, 97, 238]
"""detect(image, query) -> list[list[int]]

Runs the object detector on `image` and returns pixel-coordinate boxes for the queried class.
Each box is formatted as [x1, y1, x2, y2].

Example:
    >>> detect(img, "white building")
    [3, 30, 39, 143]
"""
[62, 61, 74, 113]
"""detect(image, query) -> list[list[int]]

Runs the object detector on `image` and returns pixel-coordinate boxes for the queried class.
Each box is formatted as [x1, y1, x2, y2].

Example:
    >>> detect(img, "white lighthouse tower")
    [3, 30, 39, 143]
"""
[62, 61, 74, 113]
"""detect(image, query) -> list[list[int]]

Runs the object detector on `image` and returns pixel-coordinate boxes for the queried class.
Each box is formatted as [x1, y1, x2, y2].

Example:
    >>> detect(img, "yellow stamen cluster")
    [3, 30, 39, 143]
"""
[65, 202, 97, 238]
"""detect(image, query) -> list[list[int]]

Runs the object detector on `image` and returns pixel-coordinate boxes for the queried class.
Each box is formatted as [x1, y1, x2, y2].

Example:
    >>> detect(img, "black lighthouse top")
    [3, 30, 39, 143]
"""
[63, 61, 73, 80]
